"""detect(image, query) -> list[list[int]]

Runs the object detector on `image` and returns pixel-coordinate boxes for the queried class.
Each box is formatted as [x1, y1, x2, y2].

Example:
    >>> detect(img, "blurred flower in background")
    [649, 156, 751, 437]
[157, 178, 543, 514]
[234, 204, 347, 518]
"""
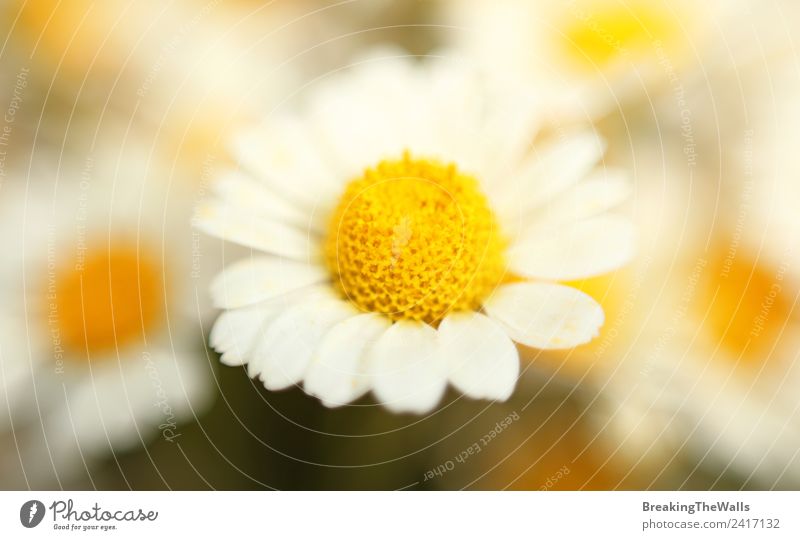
[0, 136, 214, 488]
[2, 0, 318, 164]
[584, 52, 800, 488]
[587, 230, 800, 488]
[443, 0, 796, 122]
[0, 0, 797, 490]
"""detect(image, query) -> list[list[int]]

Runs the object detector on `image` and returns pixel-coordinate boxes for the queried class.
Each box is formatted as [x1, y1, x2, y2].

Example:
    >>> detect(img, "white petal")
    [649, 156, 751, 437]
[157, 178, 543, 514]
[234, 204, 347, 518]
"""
[507, 215, 635, 281]
[439, 312, 519, 401]
[210, 256, 327, 309]
[483, 282, 605, 350]
[211, 169, 319, 232]
[195, 200, 316, 260]
[527, 168, 630, 230]
[474, 88, 540, 186]
[210, 303, 280, 366]
[494, 131, 606, 222]
[0, 318, 49, 429]
[46, 347, 212, 457]
[250, 297, 357, 391]
[231, 114, 342, 209]
[304, 313, 391, 407]
[367, 321, 447, 414]
[308, 54, 431, 177]
[426, 58, 488, 170]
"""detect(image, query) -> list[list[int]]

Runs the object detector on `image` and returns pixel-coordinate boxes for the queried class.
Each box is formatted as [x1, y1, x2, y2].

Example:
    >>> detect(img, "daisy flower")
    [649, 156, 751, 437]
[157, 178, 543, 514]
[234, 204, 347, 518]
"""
[197, 52, 635, 414]
[596, 239, 800, 487]
[5, 0, 315, 169]
[578, 165, 800, 486]
[0, 141, 213, 479]
[443, 0, 771, 120]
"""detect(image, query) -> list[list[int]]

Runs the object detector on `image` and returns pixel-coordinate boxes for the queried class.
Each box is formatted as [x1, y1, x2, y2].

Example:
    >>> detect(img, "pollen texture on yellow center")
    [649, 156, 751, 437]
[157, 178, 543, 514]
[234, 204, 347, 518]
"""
[324, 153, 506, 325]
[52, 244, 164, 356]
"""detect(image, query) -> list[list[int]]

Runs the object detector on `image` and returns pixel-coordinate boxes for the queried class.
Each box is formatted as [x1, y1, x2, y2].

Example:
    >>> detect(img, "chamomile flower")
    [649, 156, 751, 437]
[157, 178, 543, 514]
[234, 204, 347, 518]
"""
[580, 165, 800, 486]
[5, 0, 313, 168]
[0, 142, 213, 477]
[444, 0, 759, 119]
[595, 240, 800, 487]
[197, 53, 635, 414]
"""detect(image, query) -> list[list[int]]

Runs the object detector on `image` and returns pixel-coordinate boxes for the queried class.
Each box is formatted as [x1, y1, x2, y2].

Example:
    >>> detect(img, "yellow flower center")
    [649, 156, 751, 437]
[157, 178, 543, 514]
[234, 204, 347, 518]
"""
[324, 153, 507, 325]
[559, 0, 682, 70]
[50, 243, 164, 357]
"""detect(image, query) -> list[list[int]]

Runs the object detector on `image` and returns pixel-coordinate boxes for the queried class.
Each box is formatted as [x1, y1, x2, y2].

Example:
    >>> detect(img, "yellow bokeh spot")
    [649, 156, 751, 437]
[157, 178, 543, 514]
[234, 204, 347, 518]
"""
[702, 246, 793, 365]
[559, 0, 682, 70]
[324, 153, 507, 325]
[52, 243, 164, 356]
[15, 0, 125, 75]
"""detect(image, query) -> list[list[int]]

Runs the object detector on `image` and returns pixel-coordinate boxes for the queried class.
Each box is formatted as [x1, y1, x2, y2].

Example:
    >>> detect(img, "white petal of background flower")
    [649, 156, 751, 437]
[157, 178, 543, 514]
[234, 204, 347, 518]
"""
[42, 347, 209, 462]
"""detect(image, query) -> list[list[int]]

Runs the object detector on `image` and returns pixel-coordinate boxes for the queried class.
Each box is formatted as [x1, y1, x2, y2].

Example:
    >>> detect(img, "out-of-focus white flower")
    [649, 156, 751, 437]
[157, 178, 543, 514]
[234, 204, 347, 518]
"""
[733, 53, 800, 272]
[443, 0, 791, 121]
[588, 217, 800, 487]
[0, 139, 214, 480]
[197, 51, 635, 414]
[4, 0, 319, 165]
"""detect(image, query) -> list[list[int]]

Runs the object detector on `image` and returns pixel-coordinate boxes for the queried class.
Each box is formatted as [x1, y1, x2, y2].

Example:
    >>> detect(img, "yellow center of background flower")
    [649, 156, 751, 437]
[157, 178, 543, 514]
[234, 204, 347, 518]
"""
[560, 0, 681, 70]
[702, 246, 794, 365]
[52, 244, 164, 356]
[324, 153, 506, 325]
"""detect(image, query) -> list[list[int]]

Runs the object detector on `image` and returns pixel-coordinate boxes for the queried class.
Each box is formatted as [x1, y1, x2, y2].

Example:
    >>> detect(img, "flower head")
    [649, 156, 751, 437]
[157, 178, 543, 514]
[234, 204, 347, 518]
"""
[0, 142, 213, 477]
[198, 53, 635, 413]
